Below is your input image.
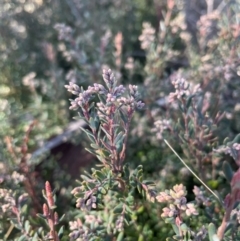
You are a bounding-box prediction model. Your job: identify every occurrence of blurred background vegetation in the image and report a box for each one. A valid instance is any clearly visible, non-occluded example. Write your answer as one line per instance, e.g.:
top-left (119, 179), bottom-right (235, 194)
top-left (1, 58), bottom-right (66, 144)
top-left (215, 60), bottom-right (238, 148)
top-left (1, 0), bottom-right (240, 240)
top-left (0, 0), bottom-right (155, 157)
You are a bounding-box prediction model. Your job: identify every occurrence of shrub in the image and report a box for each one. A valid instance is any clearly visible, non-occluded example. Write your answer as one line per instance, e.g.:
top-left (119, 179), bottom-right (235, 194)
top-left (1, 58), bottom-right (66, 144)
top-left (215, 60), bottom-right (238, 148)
top-left (2, 0), bottom-right (240, 241)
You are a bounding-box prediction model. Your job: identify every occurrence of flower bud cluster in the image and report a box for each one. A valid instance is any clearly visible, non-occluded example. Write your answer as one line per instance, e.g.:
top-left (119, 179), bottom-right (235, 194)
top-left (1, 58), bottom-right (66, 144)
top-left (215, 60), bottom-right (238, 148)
top-left (215, 143), bottom-right (240, 163)
top-left (194, 226), bottom-right (207, 241)
top-left (185, 203), bottom-right (199, 216)
top-left (223, 143), bottom-right (240, 155)
top-left (161, 204), bottom-right (178, 218)
top-left (197, 11), bottom-right (219, 39)
top-left (102, 69), bottom-right (115, 89)
top-left (96, 102), bottom-right (110, 118)
top-left (65, 69), bottom-right (144, 113)
top-left (69, 219), bottom-right (83, 230)
top-left (69, 229), bottom-right (87, 240)
top-left (65, 80), bottom-right (107, 100)
top-left (193, 186), bottom-right (209, 206)
top-left (69, 219), bottom-right (88, 241)
top-left (168, 78), bottom-right (201, 102)
top-left (76, 195), bottom-right (97, 211)
top-left (69, 217), bottom-right (101, 241)
top-left (128, 84), bottom-right (138, 97)
top-left (152, 119), bottom-right (171, 140)
top-left (231, 209), bottom-right (240, 224)
top-left (92, 83), bottom-right (107, 95)
top-left (156, 191), bottom-right (173, 203)
top-left (0, 189), bottom-right (15, 213)
top-left (54, 24), bottom-right (73, 42)
top-left (170, 13), bottom-right (187, 34)
top-left (66, 86), bottom-right (95, 110)
top-left (113, 85), bottom-right (126, 97)
top-left (139, 22), bottom-right (156, 50)
top-left (11, 171), bottom-right (25, 185)
top-left (233, 143), bottom-right (240, 150)
top-left (117, 96), bottom-right (144, 109)
top-left (146, 189), bottom-right (157, 203)
top-left (65, 82), bottom-right (80, 95)
top-left (156, 184), bottom-right (198, 218)
top-left (85, 215), bottom-right (102, 225)
top-left (106, 93), bottom-right (117, 103)
top-left (71, 186), bottom-right (83, 196)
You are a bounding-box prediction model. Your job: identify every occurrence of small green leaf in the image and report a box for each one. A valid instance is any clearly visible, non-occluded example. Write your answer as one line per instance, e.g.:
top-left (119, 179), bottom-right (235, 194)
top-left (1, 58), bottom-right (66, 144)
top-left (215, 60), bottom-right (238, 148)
top-left (17, 235), bottom-right (27, 241)
top-left (138, 234), bottom-right (144, 241)
top-left (90, 117), bottom-right (97, 132)
top-left (101, 126), bottom-right (112, 139)
top-left (186, 95), bottom-right (194, 109)
top-left (116, 231), bottom-right (124, 241)
top-left (126, 195), bottom-right (134, 206)
top-left (101, 140), bottom-right (111, 150)
top-left (136, 206), bottom-right (144, 213)
top-left (113, 203), bottom-right (123, 214)
top-left (93, 170), bottom-right (105, 180)
top-left (164, 217), bottom-right (175, 224)
top-left (224, 222), bottom-right (233, 235)
top-left (77, 110), bottom-right (84, 118)
top-left (124, 216), bottom-right (130, 225)
top-left (119, 109), bottom-right (128, 125)
top-left (32, 235), bottom-right (39, 241)
top-left (137, 184), bottom-right (142, 194)
top-left (85, 148), bottom-right (97, 156)
top-left (89, 103), bottom-right (96, 114)
top-left (232, 133), bottom-right (240, 144)
top-left (142, 180), bottom-right (155, 185)
top-left (222, 161), bottom-right (233, 183)
top-left (10, 218), bottom-right (21, 230)
top-left (24, 220), bottom-right (31, 234)
top-left (36, 213), bottom-right (46, 220)
top-left (125, 205), bottom-right (133, 214)
top-left (59, 214), bottom-right (65, 222)
top-left (223, 137), bottom-right (229, 145)
top-left (173, 235), bottom-right (183, 240)
top-left (80, 127), bottom-right (95, 142)
top-left (98, 94), bottom-right (106, 104)
top-left (114, 132), bottom-right (124, 144)
top-left (98, 186), bottom-right (107, 195)
top-left (90, 143), bottom-right (99, 149)
top-left (116, 139), bottom-right (124, 153)
top-left (123, 164), bottom-right (130, 178)
top-left (208, 223), bottom-right (218, 241)
top-left (94, 116), bottom-right (100, 129)
top-left (171, 223), bottom-right (180, 235)
top-left (81, 174), bottom-right (93, 182)
top-left (180, 223), bottom-right (188, 232)
top-left (212, 234), bottom-right (220, 241)
top-left (20, 204), bottom-right (28, 213)
top-left (49, 205), bottom-right (57, 210)
top-left (42, 190), bottom-right (47, 200)
top-left (58, 226), bottom-right (64, 238)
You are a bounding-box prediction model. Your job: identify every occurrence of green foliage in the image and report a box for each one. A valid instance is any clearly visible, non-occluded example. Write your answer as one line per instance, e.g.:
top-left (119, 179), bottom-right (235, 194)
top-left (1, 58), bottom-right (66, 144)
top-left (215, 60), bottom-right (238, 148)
top-left (2, 0), bottom-right (240, 240)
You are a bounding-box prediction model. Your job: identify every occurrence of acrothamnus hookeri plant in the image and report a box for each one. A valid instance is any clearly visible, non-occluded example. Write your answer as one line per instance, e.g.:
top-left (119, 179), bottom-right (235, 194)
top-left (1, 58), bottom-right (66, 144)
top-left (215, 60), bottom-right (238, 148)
top-left (65, 69), bottom-right (156, 239)
top-left (65, 68), bottom-right (144, 173)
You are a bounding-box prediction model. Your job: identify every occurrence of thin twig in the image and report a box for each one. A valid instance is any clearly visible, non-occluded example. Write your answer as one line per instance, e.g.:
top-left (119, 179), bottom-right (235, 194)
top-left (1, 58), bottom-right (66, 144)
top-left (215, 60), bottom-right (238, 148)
top-left (164, 139), bottom-right (223, 206)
